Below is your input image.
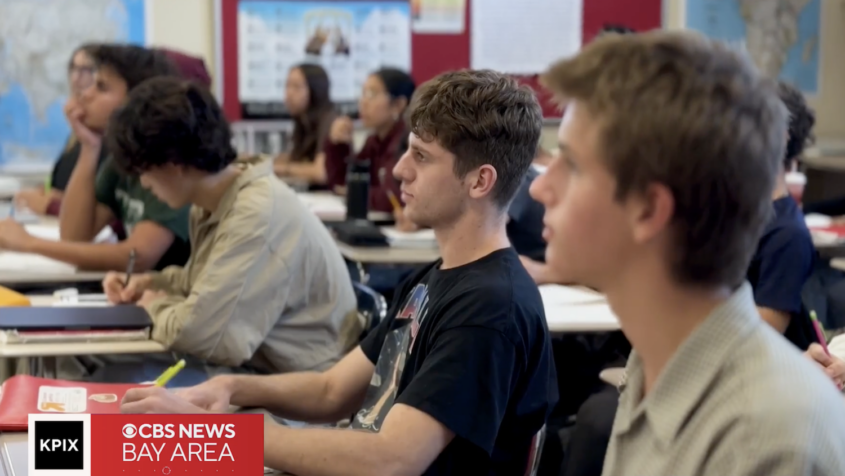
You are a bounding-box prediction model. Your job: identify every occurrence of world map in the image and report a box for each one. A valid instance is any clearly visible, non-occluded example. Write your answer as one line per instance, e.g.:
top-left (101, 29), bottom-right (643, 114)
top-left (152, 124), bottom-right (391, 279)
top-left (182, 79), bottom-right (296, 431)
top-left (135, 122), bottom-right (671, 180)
top-left (0, 0), bottom-right (146, 173)
top-left (685, 0), bottom-right (821, 94)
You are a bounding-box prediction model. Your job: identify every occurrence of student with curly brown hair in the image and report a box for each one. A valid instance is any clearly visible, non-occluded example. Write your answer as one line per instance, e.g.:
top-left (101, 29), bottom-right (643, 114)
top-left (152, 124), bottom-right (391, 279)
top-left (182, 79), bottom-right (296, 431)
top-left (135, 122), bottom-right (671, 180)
top-left (97, 76), bottom-right (358, 384)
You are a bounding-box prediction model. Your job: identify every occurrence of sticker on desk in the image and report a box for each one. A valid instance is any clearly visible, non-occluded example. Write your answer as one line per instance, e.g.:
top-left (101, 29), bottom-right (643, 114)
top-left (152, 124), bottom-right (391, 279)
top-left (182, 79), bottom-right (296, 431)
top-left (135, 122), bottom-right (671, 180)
top-left (89, 393), bottom-right (117, 403)
top-left (37, 386), bottom-right (87, 413)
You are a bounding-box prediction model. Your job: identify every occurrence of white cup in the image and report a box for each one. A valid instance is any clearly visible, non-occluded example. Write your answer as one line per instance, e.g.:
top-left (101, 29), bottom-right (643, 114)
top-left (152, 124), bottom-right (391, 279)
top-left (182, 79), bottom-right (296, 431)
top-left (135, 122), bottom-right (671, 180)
top-left (785, 171), bottom-right (807, 202)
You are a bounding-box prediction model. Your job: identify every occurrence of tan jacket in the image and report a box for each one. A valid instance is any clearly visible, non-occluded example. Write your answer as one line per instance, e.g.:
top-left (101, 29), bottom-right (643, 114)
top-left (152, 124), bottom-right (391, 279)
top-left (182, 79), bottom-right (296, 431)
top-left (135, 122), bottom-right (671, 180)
top-left (147, 156), bottom-right (357, 372)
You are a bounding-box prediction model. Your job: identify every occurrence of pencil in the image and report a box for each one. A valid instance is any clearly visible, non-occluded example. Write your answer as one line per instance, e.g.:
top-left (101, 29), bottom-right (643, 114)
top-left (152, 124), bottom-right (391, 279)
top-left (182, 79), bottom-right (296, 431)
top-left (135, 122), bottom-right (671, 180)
top-left (378, 168), bottom-right (403, 213)
top-left (154, 359), bottom-right (186, 387)
top-left (810, 310), bottom-right (830, 356)
top-left (123, 249), bottom-right (136, 288)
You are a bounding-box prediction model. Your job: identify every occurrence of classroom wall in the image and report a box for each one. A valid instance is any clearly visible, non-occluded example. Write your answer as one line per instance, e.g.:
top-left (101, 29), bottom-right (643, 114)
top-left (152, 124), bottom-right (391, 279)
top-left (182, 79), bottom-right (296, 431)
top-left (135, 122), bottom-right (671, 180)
top-left (147, 0), bottom-right (845, 145)
top-left (147, 0), bottom-right (216, 86)
top-left (665, 0), bottom-right (845, 142)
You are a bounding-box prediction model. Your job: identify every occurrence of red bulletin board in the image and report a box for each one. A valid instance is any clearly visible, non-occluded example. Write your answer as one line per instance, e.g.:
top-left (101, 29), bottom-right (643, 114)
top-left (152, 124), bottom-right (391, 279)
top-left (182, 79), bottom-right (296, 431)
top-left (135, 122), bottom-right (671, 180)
top-left (219, 0), bottom-right (663, 120)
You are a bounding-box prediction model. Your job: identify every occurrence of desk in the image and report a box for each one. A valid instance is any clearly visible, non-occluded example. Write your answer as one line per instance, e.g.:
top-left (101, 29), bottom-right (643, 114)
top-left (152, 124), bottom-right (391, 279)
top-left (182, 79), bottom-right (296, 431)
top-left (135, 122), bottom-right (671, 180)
top-left (0, 212), bottom-right (108, 289)
top-left (296, 192), bottom-right (391, 223)
top-left (334, 240), bottom-right (440, 265)
top-left (540, 285), bottom-right (620, 333)
top-left (0, 432), bottom-right (25, 476)
top-left (2, 295), bottom-right (166, 379)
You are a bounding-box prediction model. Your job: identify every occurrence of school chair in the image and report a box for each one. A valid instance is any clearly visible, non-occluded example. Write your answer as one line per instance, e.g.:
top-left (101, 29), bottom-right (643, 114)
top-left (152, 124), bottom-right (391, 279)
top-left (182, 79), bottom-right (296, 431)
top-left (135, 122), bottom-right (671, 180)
top-left (352, 281), bottom-right (387, 341)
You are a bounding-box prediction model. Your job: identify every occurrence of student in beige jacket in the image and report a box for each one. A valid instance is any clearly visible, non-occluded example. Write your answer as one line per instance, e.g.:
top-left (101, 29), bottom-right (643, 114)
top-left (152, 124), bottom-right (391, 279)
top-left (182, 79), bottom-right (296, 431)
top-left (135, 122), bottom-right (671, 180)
top-left (97, 77), bottom-right (358, 385)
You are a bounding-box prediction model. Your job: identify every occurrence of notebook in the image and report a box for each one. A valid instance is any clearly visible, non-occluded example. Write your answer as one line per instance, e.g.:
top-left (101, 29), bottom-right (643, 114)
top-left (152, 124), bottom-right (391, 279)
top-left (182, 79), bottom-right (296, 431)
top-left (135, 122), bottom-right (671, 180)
top-left (0, 306), bottom-right (152, 331)
top-left (0, 375), bottom-right (143, 430)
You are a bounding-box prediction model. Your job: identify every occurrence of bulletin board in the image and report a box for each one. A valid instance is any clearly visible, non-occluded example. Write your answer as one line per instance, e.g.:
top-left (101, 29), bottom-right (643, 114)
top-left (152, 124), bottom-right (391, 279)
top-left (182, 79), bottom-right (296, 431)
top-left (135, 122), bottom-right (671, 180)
top-left (218, 0), bottom-right (663, 120)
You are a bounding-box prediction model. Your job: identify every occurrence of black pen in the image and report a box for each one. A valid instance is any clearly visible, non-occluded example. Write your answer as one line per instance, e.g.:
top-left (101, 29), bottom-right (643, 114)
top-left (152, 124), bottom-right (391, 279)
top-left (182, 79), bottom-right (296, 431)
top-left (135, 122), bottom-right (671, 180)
top-left (123, 249), bottom-right (136, 288)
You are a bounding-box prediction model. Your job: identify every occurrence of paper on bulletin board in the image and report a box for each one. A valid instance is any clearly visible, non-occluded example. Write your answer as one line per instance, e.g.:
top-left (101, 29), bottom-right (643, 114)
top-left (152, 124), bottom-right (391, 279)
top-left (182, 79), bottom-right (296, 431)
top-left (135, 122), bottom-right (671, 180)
top-left (411, 0), bottom-right (466, 34)
top-left (237, 1), bottom-right (411, 104)
top-left (470, 0), bottom-right (582, 74)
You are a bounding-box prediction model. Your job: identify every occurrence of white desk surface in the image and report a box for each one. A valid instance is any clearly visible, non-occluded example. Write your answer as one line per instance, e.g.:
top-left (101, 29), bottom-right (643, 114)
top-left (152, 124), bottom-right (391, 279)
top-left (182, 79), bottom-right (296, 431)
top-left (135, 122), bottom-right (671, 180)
top-left (0, 215), bottom-right (108, 285)
top-left (334, 240), bottom-right (440, 264)
top-left (540, 285), bottom-right (620, 333)
top-left (0, 432), bottom-right (25, 476)
top-left (296, 192), bottom-right (391, 223)
top-left (0, 340), bottom-right (166, 358)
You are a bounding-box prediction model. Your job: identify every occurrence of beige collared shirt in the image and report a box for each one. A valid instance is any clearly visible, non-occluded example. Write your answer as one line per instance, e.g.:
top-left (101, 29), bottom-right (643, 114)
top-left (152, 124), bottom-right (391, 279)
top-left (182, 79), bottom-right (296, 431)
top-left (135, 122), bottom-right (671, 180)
top-left (603, 283), bottom-right (845, 476)
top-left (147, 156), bottom-right (357, 373)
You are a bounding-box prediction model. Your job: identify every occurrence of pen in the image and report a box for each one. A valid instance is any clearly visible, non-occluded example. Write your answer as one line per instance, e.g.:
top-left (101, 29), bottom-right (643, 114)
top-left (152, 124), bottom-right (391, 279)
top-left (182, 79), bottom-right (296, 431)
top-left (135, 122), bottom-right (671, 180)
top-left (810, 310), bottom-right (830, 356)
top-left (378, 168), bottom-right (403, 213)
top-left (153, 359), bottom-right (186, 387)
top-left (124, 249), bottom-right (136, 288)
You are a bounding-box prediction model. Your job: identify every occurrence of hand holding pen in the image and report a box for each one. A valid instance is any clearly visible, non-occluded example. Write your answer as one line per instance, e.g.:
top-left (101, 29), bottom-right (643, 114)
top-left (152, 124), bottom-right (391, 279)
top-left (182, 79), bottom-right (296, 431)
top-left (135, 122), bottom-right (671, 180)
top-left (102, 249), bottom-right (151, 304)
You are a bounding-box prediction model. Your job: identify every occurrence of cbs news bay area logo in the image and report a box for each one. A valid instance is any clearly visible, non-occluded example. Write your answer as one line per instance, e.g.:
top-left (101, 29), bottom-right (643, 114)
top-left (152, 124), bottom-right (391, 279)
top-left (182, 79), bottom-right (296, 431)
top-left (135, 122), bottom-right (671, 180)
top-left (29, 413), bottom-right (264, 476)
top-left (121, 422), bottom-right (237, 460)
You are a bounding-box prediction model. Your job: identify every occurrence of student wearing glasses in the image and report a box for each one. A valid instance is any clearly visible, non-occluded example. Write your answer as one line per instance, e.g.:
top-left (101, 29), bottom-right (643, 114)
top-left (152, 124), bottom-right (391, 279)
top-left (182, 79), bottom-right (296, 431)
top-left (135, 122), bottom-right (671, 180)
top-left (14, 43), bottom-right (105, 216)
top-left (324, 68), bottom-right (415, 226)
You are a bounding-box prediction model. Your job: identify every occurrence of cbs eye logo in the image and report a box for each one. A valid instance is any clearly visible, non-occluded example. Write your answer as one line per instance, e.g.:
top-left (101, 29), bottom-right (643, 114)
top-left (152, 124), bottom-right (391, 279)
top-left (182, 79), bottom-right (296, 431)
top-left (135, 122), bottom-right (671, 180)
top-left (122, 424), bottom-right (138, 438)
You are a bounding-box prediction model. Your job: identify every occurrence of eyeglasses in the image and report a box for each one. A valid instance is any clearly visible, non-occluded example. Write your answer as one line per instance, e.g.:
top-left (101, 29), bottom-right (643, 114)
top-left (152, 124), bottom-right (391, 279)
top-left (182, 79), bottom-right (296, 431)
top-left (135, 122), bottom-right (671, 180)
top-left (69, 65), bottom-right (95, 76)
top-left (361, 89), bottom-right (387, 101)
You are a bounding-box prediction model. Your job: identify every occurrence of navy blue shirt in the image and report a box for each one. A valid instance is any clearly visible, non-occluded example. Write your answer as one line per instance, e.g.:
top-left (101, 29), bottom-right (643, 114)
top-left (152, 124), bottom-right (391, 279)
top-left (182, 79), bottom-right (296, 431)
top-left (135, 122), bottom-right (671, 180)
top-left (507, 167), bottom-right (546, 262)
top-left (746, 196), bottom-right (816, 348)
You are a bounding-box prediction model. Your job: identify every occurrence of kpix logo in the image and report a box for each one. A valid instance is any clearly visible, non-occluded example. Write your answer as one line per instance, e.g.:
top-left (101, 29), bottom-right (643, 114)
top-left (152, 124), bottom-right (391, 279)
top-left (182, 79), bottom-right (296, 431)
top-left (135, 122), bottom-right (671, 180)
top-left (29, 414), bottom-right (92, 476)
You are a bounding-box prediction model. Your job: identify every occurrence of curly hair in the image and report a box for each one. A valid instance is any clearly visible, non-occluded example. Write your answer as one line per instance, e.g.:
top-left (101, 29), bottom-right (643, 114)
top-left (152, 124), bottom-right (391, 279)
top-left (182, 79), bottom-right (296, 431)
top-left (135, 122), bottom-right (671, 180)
top-left (91, 44), bottom-right (177, 90)
top-left (777, 81), bottom-right (815, 165)
top-left (107, 76), bottom-right (236, 174)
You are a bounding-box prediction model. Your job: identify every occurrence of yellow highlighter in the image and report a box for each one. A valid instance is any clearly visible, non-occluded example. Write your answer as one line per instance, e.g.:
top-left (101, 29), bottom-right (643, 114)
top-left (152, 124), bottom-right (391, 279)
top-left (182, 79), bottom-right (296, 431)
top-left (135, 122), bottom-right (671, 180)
top-left (154, 359), bottom-right (186, 387)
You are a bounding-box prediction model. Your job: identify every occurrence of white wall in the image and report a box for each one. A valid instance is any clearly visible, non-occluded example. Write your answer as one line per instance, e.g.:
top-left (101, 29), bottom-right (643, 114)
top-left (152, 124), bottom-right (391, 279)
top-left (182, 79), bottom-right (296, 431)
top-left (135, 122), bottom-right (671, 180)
top-left (147, 0), bottom-right (216, 85)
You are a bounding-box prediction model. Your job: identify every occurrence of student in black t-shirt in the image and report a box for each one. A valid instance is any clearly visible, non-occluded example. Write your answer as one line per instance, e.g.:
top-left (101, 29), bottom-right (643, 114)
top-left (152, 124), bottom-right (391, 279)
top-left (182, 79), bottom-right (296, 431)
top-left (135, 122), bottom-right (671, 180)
top-left (121, 69), bottom-right (559, 476)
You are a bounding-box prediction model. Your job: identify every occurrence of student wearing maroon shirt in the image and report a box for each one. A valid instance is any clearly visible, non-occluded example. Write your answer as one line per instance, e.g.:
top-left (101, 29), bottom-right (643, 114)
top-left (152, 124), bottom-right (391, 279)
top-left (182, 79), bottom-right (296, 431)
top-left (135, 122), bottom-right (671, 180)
top-left (324, 68), bottom-right (415, 218)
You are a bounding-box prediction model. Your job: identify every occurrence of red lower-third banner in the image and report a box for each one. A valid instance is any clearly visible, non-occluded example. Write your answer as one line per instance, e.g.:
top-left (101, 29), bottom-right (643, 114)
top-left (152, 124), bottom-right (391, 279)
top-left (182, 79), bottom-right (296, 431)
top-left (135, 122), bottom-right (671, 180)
top-left (90, 414), bottom-right (264, 475)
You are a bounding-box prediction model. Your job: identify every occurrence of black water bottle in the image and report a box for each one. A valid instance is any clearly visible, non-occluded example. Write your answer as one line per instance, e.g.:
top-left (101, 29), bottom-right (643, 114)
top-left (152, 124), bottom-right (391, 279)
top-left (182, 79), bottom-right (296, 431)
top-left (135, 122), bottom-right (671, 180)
top-left (346, 159), bottom-right (370, 221)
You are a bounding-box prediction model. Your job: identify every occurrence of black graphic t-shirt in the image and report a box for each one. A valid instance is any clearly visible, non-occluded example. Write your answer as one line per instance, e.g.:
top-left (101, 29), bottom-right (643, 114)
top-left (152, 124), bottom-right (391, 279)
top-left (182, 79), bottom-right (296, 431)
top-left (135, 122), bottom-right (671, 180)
top-left (355, 248), bottom-right (559, 475)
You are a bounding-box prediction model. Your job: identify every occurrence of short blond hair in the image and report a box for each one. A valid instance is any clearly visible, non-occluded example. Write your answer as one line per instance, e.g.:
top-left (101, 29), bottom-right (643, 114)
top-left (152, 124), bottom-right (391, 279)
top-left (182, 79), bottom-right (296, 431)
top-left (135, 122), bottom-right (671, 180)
top-left (542, 30), bottom-right (787, 288)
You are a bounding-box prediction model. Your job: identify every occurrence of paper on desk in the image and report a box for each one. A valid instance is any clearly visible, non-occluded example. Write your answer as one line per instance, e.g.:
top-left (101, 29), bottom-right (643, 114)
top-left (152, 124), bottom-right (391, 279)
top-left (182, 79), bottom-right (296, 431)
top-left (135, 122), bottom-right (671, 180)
top-left (538, 284), bottom-right (605, 306)
top-left (0, 252), bottom-right (77, 274)
top-left (25, 224), bottom-right (115, 243)
top-left (297, 193), bottom-right (346, 219)
top-left (381, 227), bottom-right (437, 248)
top-left (805, 213), bottom-right (833, 229)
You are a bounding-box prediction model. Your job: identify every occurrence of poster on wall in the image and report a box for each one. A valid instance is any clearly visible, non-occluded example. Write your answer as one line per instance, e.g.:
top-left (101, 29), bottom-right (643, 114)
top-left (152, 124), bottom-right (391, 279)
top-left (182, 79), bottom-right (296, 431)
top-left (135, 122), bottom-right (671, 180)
top-left (238, 0), bottom-right (411, 118)
top-left (0, 0), bottom-right (148, 173)
top-left (470, 0), bottom-right (582, 75)
top-left (411, 0), bottom-right (465, 34)
top-left (684, 0), bottom-right (821, 94)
